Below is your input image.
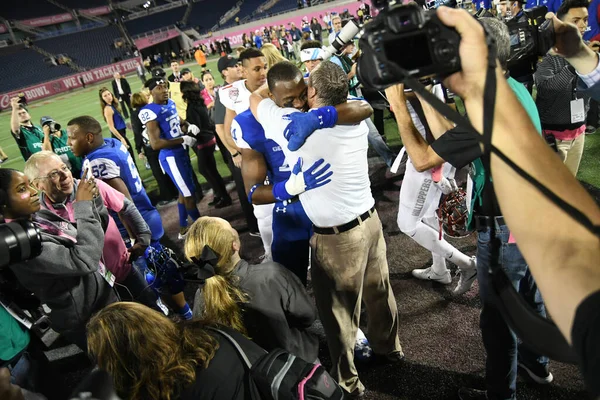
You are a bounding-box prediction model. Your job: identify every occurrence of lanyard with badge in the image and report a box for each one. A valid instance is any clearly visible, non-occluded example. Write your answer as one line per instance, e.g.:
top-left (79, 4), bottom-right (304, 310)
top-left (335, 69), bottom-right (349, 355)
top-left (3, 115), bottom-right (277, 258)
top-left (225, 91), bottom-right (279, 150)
top-left (570, 75), bottom-right (585, 124)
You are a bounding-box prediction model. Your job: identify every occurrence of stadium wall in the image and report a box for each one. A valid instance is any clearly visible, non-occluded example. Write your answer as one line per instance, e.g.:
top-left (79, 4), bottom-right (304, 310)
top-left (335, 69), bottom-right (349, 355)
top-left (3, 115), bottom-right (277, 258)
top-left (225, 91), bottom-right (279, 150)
top-left (0, 57), bottom-right (142, 110)
top-left (194, 0), bottom-right (368, 48)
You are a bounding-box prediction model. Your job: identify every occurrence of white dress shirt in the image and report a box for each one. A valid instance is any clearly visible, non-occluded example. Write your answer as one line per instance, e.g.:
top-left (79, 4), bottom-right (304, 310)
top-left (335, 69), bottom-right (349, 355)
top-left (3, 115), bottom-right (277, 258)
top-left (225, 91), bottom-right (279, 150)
top-left (115, 79), bottom-right (124, 95)
top-left (257, 98), bottom-right (374, 227)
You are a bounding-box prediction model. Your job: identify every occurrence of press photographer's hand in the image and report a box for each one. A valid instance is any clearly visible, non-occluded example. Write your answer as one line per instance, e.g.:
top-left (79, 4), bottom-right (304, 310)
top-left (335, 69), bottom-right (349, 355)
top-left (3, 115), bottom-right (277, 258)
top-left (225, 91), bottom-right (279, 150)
top-left (436, 7), bottom-right (491, 101)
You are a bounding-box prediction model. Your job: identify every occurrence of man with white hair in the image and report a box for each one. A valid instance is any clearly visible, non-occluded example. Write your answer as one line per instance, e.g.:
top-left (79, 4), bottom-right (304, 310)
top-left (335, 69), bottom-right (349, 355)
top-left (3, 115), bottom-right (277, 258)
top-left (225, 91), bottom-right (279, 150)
top-left (327, 15), bottom-right (343, 45)
top-left (24, 151), bottom-right (159, 311)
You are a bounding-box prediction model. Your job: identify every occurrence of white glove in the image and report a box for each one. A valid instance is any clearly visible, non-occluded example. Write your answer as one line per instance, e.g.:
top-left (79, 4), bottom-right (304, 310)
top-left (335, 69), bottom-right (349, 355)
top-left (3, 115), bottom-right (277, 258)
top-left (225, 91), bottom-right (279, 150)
top-left (187, 124), bottom-right (200, 136)
top-left (181, 135), bottom-right (197, 147)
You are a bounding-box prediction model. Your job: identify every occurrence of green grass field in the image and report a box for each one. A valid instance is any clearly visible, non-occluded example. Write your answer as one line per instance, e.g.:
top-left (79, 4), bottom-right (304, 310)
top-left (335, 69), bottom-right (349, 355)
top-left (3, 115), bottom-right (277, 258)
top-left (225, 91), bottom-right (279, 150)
top-left (2, 56), bottom-right (600, 193)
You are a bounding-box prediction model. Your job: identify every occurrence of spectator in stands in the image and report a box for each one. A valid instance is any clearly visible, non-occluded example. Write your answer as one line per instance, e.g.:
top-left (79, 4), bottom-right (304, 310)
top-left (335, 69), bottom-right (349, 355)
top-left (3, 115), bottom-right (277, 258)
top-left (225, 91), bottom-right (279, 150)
top-left (310, 17), bottom-right (323, 42)
top-left (181, 81), bottom-right (232, 209)
top-left (26, 151), bottom-right (159, 310)
top-left (111, 72), bottom-right (133, 119)
top-left (328, 15), bottom-right (343, 45)
top-left (40, 116), bottom-right (82, 178)
top-left (168, 60), bottom-right (183, 83)
top-left (289, 22), bottom-right (303, 59)
top-left (254, 30), bottom-right (263, 49)
top-left (185, 217), bottom-right (319, 362)
top-left (0, 167), bottom-right (117, 350)
top-left (9, 98), bottom-right (43, 161)
top-left (87, 302), bottom-right (265, 400)
top-left (194, 47), bottom-right (207, 73)
top-left (535, 0), bottom-right (591, 176)
top-left (261, 43), bottom-right (287, 68)
top-left (99, 87), bottom-right (137, 162)
top-left (131, 92), bottom-right (178, 206)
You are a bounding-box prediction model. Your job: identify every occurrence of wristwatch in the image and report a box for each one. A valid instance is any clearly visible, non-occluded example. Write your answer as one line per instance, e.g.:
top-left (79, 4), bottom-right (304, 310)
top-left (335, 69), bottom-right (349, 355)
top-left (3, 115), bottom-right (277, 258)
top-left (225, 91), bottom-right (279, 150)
top-left (232, 151), bottom-right (241, 158)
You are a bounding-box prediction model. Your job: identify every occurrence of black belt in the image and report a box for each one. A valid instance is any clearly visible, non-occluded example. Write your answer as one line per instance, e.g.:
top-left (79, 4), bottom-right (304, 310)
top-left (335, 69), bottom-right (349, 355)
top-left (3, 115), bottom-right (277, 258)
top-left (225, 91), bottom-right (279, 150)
top-left (474, 215), bottom-right (506, 231)
top-left (314, 206), bottom-right (376, 235)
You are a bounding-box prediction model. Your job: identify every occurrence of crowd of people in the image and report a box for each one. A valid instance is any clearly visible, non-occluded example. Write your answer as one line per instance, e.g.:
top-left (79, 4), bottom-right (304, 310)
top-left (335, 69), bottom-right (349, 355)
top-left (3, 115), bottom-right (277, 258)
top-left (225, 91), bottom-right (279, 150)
top-left (2, 1), bottom-right (600, 400)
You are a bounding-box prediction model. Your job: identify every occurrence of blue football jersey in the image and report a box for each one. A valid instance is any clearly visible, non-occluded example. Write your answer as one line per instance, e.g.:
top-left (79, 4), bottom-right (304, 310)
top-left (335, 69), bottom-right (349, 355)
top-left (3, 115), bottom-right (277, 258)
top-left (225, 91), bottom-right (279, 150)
top-left (138, 99), bottom-right (186, 157)
top-left (232, 110), bottom-right (290, 184)
top-left (84, 138), bottom-right (155, 214)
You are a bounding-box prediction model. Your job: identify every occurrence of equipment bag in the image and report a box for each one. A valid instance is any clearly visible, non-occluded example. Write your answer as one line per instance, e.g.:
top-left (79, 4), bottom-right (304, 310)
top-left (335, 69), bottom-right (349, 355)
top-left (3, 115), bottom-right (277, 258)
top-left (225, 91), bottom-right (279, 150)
top-left (209, 328), bottom-right (345, 400)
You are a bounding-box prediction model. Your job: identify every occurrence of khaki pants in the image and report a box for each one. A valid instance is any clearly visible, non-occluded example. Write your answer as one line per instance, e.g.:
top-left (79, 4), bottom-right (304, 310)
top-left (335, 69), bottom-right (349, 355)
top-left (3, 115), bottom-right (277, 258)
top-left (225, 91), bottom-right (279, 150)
top-left (310, 210), bottom-right (401, 395)
top-left (556, 133), bottom-right (585, 176)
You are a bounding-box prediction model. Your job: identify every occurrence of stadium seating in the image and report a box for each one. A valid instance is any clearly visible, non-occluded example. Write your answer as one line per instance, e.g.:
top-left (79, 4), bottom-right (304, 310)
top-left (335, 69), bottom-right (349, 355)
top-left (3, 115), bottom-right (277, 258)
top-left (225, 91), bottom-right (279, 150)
top-left (125, 6), bottom-right (187, 35)
top-left (186, 0), bottom-right (239, 33)
top-left (0, 48), bottom-right (74, 93)
top-left (60, 0), bottom-right (109, 8)
top-left (36, 26), bottom-right (127, 69)
top-left (0, 0), bottom-right (65, 20)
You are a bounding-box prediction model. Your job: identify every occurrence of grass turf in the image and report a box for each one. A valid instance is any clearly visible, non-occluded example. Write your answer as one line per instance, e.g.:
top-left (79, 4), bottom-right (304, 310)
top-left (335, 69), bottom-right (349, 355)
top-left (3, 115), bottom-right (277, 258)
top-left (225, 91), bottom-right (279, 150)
top-left (2, 56), bottom-right (600, 190)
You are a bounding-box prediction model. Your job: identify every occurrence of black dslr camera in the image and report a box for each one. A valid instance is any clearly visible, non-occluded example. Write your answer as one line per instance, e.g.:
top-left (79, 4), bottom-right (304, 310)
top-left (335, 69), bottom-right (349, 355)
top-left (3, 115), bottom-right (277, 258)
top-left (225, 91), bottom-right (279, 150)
top-left (506, 6), bottom-right (555, 75)
top-left (357, 3), bottom-right (461, 89)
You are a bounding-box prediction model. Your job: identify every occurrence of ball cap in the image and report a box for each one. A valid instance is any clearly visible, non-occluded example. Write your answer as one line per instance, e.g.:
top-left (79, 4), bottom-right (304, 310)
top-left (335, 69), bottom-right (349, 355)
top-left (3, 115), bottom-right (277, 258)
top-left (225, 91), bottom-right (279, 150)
top-left (217, 55), bottom-right (238, 73)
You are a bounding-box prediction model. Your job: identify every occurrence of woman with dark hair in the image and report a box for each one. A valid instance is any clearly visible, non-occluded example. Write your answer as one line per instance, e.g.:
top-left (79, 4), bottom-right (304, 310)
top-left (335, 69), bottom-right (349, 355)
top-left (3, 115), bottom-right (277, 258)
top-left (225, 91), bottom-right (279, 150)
top-left (310, 17), bottom-right (322, 42)
top-left (0, 168), bottom-right (117, 350)
top-left (184, 217), bottom-right (319, 362)
top-left (99, 87), bottom-right (136, 162)
top-left (180, 81), bottom-right (232, 209)
top-left (87, 302), bottom-right (265, 400)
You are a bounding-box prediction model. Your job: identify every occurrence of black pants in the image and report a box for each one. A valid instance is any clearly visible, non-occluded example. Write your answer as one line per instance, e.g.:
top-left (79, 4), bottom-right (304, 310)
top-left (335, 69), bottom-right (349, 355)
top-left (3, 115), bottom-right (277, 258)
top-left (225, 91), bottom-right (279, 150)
top-left (195, 143), bottom-right (230, 200)
top-left (144, 145), bottom-right (178, 201)
top-left (113, 129), bottom-right (137, 163)
top-left (119, 95), bottom-right (133, 119)
top-left (220, 144), bottom-right (258, 232)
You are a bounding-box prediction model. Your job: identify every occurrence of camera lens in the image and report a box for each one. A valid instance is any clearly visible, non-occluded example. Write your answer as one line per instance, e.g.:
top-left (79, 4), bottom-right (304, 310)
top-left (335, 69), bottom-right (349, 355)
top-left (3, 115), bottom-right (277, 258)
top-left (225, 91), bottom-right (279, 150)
top-left (434, 41), bottom-right (455, 61)
top-left (0, 221), bottom-right (43, 269)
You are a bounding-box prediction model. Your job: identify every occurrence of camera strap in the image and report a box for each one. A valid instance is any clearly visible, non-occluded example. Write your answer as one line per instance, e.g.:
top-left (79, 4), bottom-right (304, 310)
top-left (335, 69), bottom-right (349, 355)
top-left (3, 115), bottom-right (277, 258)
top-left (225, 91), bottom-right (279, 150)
top-left (394, 38), bottom-right (600, 239)
top-left (391, 29), bottom-right (581, 363)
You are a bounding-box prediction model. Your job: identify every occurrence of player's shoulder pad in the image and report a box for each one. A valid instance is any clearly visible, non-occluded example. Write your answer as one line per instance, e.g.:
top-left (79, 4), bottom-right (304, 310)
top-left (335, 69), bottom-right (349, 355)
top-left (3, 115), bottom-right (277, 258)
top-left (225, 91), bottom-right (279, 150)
top-left (139, 104), bottom-right (160, 124)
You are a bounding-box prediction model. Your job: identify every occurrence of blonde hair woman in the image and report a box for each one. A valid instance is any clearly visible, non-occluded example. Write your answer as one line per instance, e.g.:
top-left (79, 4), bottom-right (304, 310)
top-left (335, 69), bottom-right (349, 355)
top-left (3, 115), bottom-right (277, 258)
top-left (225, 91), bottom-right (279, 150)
top-left (87, 302), bottom-right (264, 400)
top-left (260, 43), bottom-right (288, 69)
top-left (185, 216), bottom-right (319, 362)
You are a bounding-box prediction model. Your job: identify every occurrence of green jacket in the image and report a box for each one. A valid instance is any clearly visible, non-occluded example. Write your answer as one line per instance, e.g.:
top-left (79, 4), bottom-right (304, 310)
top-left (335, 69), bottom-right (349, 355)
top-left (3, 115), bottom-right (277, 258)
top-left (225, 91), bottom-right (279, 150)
top-left (0, 306), bottom-right (30, 362)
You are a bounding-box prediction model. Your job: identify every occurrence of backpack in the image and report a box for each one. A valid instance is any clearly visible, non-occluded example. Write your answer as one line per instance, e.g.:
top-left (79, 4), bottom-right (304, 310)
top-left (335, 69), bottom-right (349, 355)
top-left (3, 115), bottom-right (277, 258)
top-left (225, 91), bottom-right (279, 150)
top-left (210, 328), bottom-right (346, 400)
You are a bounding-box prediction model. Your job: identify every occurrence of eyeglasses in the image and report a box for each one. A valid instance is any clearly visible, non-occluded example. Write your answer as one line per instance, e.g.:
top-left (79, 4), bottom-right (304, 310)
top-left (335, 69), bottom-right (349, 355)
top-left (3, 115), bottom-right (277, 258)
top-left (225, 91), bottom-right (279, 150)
top-left (37, 164), bottom-right (71, 181)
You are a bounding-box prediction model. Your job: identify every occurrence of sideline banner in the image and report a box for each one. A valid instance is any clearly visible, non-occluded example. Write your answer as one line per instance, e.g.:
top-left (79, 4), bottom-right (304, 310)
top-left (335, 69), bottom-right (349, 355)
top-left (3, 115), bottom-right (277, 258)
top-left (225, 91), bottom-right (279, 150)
top-left (0, 58), bottom-right (142, 110)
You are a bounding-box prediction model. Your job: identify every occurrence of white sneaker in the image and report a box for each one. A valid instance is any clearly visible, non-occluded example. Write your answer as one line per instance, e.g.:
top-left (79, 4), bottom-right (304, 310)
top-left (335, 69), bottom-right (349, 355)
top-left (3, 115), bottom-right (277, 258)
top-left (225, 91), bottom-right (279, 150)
top-left (454, 257), bottom-right (477, 295)
top-left (412, 266), bottom-right (452, 284)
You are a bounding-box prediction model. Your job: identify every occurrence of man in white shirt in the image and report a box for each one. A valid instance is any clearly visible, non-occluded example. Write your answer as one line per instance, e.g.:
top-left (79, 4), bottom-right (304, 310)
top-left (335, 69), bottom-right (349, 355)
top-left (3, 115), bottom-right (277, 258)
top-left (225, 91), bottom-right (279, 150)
top-left (327, 15), bottom-right (343, 45)
top-left (249, 61), bottom-right (402, 398)
top-left (220, 48), bottom-right (274, 260)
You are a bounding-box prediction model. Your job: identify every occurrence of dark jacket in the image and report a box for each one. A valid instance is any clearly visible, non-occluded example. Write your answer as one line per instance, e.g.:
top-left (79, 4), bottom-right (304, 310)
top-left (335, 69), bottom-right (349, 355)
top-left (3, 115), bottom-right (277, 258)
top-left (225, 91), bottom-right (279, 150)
top-left (111, 78), bottom-right (131, 100)
top-left (131, 107), bottom-right (145, 154)
top-left (185, 101), bottom-right (216, 146)
top-left (236, 260), bottom-right (319, 362)
top-left (9, 200), bottom-right (117, 333)
top-left (534, 54), bottom-right (591, 130)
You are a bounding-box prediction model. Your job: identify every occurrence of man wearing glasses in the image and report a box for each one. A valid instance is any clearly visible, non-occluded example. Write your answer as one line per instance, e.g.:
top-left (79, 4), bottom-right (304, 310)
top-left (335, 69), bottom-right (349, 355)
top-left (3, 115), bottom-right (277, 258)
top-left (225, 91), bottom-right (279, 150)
top-left (24, 151), bottom-right (159, 311)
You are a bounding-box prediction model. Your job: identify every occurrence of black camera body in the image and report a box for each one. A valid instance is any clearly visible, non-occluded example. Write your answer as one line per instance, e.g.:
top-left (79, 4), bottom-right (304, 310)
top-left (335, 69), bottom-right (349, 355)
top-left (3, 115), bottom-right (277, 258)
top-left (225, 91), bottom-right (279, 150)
top-left (42, 121), bottom-right (62, 133)
top-left (358, 4), bottom-right (461, 89)
top-left (506, 6), bottom-right (555, 75)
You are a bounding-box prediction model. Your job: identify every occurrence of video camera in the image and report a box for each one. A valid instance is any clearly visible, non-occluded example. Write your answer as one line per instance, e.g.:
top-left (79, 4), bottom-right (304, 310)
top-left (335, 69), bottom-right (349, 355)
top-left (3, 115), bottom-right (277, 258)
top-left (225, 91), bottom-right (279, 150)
top-left (505, 6), bottom-right (555, 74)
top-left (40, 116), bottom-right (62, 134)
top-left (357, 3), bottom-right (461, 90)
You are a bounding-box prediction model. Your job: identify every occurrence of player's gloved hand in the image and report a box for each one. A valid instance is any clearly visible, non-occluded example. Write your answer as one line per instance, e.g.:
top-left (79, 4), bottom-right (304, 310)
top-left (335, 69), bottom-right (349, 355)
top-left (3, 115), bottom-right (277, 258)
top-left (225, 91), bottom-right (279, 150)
top-left (434, 176), bottom-right (458, 195)
top-left (187, 124), bottom-right (200, 136)
top-left (181, 135), bottom-right (197, 147)
top-left (284, 106), bottom-right (338, 151)
top-left (272, 157), bottom-right (333, 201)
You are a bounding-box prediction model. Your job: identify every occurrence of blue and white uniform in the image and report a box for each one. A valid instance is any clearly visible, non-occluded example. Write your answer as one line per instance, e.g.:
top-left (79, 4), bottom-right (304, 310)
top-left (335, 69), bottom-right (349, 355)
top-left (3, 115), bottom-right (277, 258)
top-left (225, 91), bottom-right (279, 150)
top-left (233, 109), bottom-right (313, 283)
top-left (138, 99), bottom-right (196, 197)
top-left (83, 138), bottom-right (164, 243)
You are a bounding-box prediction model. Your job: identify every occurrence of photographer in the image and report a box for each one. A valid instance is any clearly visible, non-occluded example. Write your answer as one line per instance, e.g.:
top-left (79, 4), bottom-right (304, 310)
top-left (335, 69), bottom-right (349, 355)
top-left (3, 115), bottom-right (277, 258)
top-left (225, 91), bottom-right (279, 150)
top-left (9, 99), bottom-right (43, 162)
top-left (381, 6), bottom-right (600, 397)
top-left (0, 167), bottom-right (117, 350)
top-left (385, 17), bottom-right (550, 400)
top-left (534, 0), bottom-right (591, 176)
top-left (39, 116), bottom-right (82, 178)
